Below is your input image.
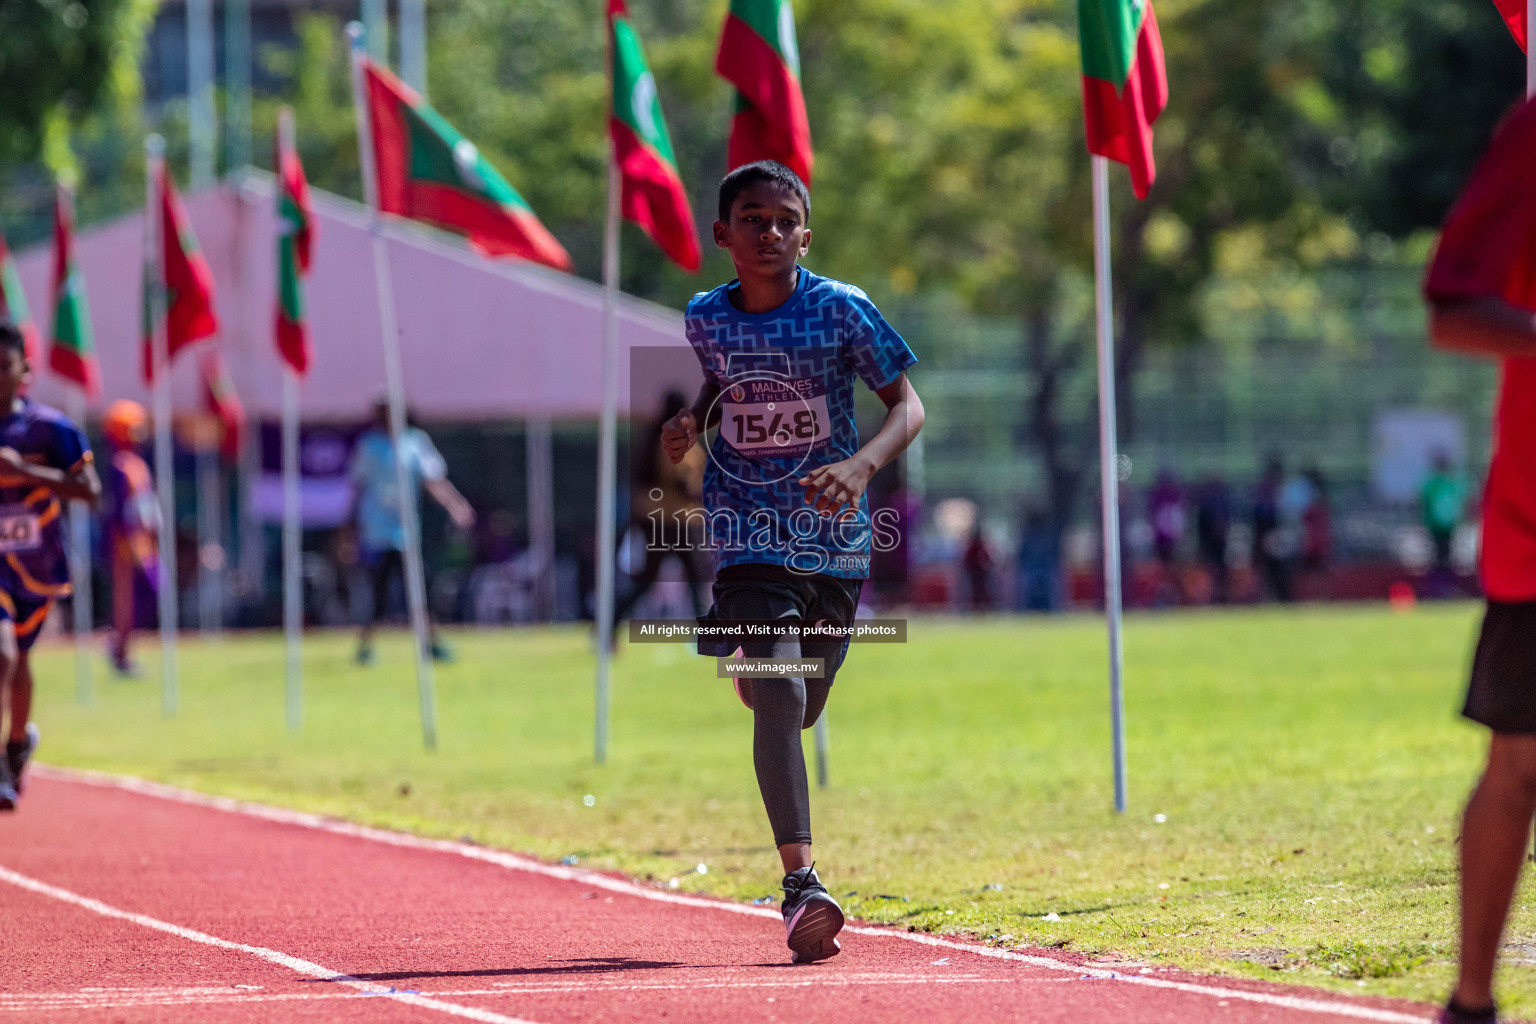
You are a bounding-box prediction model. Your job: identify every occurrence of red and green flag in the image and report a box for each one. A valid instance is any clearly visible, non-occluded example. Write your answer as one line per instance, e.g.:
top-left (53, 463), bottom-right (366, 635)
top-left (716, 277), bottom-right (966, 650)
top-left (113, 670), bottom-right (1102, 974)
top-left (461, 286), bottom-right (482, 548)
top-left (716, 0), bottom-right (813, 186)
top-left (361, 60), bottom-right (572, 270)
top-left (276, 111), bottom-right (315, 377)
top-left (1078, 0), bottom-right (1168, 200)
top-left (200, 346), bottom-right (245, 462)
top-left (609, 0), bottom-right (701, 272)
top-left (0, 230), bottom-right (41, 364)
top-left (1493, 0), bottom-right (1526, 50)
top-left (142, 165), bottom-right (220, 383)
top-left (48, 184), bottom-right (99, 397)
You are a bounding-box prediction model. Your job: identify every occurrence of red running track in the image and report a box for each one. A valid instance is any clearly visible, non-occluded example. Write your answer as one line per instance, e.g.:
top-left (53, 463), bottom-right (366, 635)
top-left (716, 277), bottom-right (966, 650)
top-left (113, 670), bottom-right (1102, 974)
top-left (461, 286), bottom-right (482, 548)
top-left (0, 768), bottom-right (1441, 1024)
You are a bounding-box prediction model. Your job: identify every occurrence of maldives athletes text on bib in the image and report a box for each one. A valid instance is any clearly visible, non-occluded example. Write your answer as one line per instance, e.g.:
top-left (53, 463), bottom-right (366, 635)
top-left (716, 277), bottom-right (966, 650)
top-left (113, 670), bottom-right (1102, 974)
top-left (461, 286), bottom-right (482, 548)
top-left (721, 377), bottom-right (831, 460)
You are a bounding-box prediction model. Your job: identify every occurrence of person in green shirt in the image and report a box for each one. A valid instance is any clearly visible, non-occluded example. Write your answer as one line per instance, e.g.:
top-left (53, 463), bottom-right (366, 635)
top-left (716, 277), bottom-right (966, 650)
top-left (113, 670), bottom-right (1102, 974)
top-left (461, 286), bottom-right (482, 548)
top-left (1422, 451), bottom-right (1466, 577)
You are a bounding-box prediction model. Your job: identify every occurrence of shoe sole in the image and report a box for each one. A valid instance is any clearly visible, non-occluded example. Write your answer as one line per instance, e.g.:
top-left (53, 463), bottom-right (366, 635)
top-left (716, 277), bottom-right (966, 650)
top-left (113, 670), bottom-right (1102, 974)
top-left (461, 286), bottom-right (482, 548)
top-left (786, 898), bottom-right (845, 964)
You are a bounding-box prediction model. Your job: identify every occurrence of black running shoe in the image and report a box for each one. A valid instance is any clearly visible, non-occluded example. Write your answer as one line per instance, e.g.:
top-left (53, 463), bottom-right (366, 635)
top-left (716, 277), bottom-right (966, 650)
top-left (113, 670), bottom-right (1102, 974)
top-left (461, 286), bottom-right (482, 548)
top-left (0, 757), bottom-right (15, 812)
top-left (6, 723), bottom-right (37, 796)
top-left (1440, 999), bottom-right (1497, 1024)
top-left (781, 864), bottom-right (844, 964)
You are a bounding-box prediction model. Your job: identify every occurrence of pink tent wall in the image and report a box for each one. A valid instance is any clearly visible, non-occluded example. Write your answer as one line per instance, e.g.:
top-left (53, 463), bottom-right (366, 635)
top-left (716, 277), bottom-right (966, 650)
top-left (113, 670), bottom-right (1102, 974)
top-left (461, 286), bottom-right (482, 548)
top-left (13, 176), bottom-right (697, 422)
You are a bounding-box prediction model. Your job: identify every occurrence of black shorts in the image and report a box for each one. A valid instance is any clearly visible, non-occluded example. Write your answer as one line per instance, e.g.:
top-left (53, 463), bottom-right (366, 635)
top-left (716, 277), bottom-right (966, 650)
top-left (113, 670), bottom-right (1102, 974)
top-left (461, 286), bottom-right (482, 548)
top-left (0, 592), bottom-right (53, 653)
top-left (1464, 600), bottom-right (1536, 733)
top-left (698, 563), bottom-right (863, 683)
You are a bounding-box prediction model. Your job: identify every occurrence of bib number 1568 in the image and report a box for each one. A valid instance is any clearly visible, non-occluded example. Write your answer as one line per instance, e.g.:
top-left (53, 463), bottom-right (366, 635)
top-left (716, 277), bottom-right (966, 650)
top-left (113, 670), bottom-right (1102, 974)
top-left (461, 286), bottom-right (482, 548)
top-left (730, 408), bottom-right (820, 447)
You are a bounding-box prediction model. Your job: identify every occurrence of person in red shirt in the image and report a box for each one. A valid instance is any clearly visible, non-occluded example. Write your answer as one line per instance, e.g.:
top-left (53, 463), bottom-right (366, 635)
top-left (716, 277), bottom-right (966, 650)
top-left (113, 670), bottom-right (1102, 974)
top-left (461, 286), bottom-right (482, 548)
top-left (1424, 95), bottom-right (1536, 1024)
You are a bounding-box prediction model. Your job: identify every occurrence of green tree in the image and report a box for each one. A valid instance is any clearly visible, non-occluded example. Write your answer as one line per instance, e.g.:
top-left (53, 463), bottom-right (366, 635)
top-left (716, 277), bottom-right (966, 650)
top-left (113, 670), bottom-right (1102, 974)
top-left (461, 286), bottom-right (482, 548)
top-left (5, 0), bottom-right (1516, 530)
top-left (422, 0), bottom-right (1525, 526)
top-left (0, 0), bottom-right (156, 166)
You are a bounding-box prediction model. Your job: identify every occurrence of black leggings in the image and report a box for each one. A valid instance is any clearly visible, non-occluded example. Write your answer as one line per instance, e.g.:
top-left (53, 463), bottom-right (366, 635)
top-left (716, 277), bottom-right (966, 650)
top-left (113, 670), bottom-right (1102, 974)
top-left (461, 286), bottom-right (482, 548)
top-left (368, 550), bottom-right (405, 624)
top-left (713, 565), bottom-right (861, 848)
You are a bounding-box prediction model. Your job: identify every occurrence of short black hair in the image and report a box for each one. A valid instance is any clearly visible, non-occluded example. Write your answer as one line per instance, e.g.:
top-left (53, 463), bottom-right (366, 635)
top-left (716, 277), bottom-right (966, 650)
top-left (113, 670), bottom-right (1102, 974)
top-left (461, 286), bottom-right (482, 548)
top-left (718, 160), bottom-right (810, 224)
top-left (0, 320), bottom-right (26, 359)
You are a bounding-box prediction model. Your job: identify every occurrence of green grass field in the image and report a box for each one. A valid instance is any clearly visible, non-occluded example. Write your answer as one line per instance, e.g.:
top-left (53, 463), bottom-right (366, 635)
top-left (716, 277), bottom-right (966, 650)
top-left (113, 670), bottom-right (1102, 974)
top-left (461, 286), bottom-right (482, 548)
top-left (25, 604), bottom-right (1536, 1013)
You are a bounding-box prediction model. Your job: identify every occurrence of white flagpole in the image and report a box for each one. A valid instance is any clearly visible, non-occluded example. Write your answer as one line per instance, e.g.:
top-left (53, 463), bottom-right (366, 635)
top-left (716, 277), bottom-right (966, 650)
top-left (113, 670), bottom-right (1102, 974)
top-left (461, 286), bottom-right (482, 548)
top-left (196, 442), bottom-right (220, 633)
top-left (282, 371), bottom-right (302, 730)
top-left (146, 135), bottom-right (179, 717)
top-left (1528, 0), bottom-right (1534, 97)
top-left (594, 159), bottom-right (621, 764)
top-left (526, 416), bottom-right (555, 620)
top-left (1091, 155), bottom-right (1128, 814)
top-left (400, 0), bottom-right (427, 96)
top-left (348, 22), bottom-right (437, 750)
top-left (188, 0), bottom-right (220, 638)
top-left (361, 0), bottom-right (389, 62)
top-left (279, 107), bottom-right (303, 733)
top-left (187, 0), bottom-right (217, 191)
top-left (65, 387), bottom-right (92, 706)
top-left (233, 180), bottom-right (265, 616)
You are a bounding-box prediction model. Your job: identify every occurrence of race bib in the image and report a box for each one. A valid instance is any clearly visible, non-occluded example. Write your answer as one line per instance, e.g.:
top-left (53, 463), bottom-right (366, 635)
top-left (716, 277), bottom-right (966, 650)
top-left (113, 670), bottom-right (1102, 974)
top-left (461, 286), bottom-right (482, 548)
top-left (720, 377), bottom-right (830, 459)
top-left (0, 507), bottom-right (41, 553)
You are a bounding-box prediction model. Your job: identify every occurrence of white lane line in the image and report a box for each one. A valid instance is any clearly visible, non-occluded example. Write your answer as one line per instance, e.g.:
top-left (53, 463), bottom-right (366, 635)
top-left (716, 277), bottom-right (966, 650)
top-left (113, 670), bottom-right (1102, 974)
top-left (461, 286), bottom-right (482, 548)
top-left (36, 766), bottom-right (1436, 1024)
top-left (0, 974), bottom-right (1020, 1012)
top-left (846, 927), bottom-right (1433, 1023)
top-left (0, 865), bottom-right (544, 1024)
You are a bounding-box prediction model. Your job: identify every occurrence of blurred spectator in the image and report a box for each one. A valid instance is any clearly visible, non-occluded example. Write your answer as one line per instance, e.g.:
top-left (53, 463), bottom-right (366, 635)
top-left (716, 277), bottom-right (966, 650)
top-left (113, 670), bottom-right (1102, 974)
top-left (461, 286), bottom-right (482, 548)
top-left (1279, 465), bottom-right (1316, 537)
top-left (1252, 456), bottom-right (1293, 602)
top-left (1301, 466), bottom-right (1332, 571)
top-left (101, 401), bottom-right (160, 677)
top-left (962, 523), bottom-right (994, 611)
top-left (870, 478), bottom-right (918, 609)
top-left (1148, 466), bottom-right (1186, 604)
top-left (477, 508), bottom-right (522, 565)
top-left (612, 391), bottom-right (707, 630)
top-left (350, 399), bottom-right (476, 665)
top-left (1016, 501), bottom-right (1062, 612)
top-left (1149, 468), bottom-right (1186, 564)
top-left (1421, 450), bottom-right (1467, 581)
top-left (1194, 475), bottom-right (1232, 604)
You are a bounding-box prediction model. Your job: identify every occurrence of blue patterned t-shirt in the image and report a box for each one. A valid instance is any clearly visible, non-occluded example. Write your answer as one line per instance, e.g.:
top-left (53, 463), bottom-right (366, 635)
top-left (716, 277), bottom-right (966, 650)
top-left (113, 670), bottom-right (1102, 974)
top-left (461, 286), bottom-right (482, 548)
top-left (684, 268), bottom-right (917, 579)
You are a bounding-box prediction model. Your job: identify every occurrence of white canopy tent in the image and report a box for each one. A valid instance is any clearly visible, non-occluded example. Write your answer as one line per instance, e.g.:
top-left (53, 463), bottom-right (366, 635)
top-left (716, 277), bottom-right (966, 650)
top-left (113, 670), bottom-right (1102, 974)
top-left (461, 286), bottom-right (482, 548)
top-left (12, 175), bottom-right (695, 420)
top-left (10, 176), bottom-right (699, 652)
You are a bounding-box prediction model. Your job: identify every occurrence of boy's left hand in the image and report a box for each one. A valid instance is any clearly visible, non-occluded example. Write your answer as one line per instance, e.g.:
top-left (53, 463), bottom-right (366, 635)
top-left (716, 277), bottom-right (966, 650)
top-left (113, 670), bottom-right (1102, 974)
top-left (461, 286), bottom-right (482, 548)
top-left (800, 457), bottom-right (873, 516)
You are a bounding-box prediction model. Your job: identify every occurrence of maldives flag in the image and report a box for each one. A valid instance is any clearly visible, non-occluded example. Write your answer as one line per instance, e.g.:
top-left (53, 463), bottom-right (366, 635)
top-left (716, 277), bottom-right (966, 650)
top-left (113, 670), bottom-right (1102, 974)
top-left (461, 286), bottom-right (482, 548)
top-left (1078, 0), bottom-right (1168, 200)
top-left (0, 230), bottom-right (40, 364)
top-left (276, 110), bottom-right (315, 377)
top-left (1494, 0), bottom-right (1527, 50)
top-left (48, 184), bottom-right (100, 397)
top-left (716, 0), bottom-right (813, 186)
top-left (142, 166), bottom-right (220, 383)
top-left (609, 0), bottom-right (701, 272)
top-left (200, 346), bottom-right (245, 461)
top-left (362, 60), bottom-right (572, 269)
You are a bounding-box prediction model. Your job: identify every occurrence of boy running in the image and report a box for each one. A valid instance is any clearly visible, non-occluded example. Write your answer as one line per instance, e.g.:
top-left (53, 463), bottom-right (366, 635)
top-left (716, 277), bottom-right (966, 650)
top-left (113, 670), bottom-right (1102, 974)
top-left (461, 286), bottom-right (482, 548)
top-left (1424, 95), bottom-right (1536, 1024)
top-left (0, 319), bottom-right (100, 809)
top-left (662, 161), bottom-right (925, 963)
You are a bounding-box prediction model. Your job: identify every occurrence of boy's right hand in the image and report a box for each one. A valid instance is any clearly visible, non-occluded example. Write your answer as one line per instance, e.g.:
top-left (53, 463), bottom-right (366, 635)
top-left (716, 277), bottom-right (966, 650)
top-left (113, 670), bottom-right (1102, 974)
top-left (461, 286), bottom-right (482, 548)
top-left (661, 410), bottom-right (698, 464)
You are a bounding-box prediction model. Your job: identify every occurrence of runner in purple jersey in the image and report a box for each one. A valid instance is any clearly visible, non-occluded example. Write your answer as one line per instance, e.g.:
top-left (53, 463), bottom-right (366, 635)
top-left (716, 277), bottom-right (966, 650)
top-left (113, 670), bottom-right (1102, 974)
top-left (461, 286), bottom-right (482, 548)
top-left (0, 320), bottom-right (100, 810)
